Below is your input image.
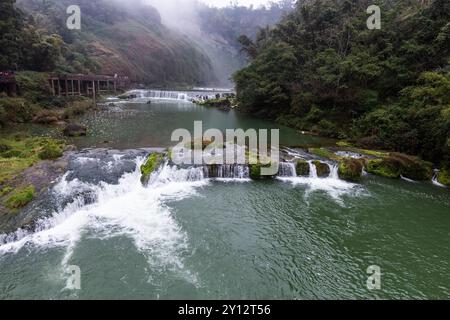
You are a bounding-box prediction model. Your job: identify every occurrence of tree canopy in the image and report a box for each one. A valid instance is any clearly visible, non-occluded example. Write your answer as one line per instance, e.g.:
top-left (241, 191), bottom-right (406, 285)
top-left (234, 0), bottom-right (450, 167)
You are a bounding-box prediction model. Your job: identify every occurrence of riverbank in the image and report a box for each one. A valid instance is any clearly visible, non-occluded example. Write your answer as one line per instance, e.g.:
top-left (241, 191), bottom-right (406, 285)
top-left (0, 135), bottom-right (73, 231)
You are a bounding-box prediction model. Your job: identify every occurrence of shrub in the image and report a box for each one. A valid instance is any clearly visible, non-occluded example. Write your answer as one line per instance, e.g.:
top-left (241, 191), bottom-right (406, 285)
top-left (62, 100), bottom-right (93, 119)
top-left (38, 143), bottom-right (63, 160)
top-left (0, 98), bottom-right (37, 123)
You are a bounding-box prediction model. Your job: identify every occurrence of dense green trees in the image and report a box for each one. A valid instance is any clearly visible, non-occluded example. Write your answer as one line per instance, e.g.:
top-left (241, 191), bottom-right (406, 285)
top-left (234, 0), bottom-right (450, 167)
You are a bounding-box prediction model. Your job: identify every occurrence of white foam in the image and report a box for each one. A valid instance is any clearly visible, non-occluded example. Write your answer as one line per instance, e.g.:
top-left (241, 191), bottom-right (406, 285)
top-left (0, 159), bottom-right (207, 278)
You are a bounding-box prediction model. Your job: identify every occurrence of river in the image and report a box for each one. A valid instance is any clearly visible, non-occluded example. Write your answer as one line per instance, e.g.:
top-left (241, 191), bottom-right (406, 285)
top-left (0, 91), bottom-right (449, 299)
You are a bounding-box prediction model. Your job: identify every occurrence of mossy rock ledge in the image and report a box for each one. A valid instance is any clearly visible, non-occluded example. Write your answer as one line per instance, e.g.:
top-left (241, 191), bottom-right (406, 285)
top-left (296, 160), bottom-right (310, 176)
top-left (366, 153), bottom-right (432, 180)
top-left (313, 161), bottom-right (330, 177)
top-left (338, 158), bottom-right (364, 182)
top-left (249, 163), bottom-right (277, 180)
top-left (140, 152), bottom-right (165, 185)
top-left (437, 169), bottom-right (450, 187)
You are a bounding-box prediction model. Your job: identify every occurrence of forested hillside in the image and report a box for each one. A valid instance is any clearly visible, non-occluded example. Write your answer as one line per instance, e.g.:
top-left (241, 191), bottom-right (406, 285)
top-left (234, 0), bottom-right (450, 167)
top-left (2, 0), bottom-right (217, 86)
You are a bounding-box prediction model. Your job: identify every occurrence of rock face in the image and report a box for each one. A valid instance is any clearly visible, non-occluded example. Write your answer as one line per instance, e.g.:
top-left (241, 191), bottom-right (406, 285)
top-left (338, 158), bottom-right (363, 181)
top-left (296, 160), bottom-right (310, 176)
top-left (313, 161), bottom-right (330, 177)
top-left (366, 153), bottom-right (432, 180)
top-left (63, 123), bottom-right (87, 137)
top-left (140, 152), bottom-right (165, 185)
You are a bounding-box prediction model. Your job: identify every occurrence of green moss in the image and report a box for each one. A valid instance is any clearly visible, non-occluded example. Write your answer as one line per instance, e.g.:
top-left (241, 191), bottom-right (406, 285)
top-left (366, 159), bottom-right (401, 179)
top-left (296, 160), bottom-right (310, 176)
top-left (5, 185), bottom-right (36, 210)
top-left (336, 141), bottom-right (353, 148)
top-left (309, 148), bottom-right (340, 161)
top-left (38, 143), bottom-right (63, 160)
top-left (389, 153), bottom-right (433, 181)
top-left (437, 169), bottom-right (450, 186)
top-left (249, 163), bottom-right (262, 180)
top-left (313, 160), bottom-right (331, 177)
top-left (0, 186), bottom-right (13, 196)
top-left (140, 152), bottom-right (164, 184)
top-left (0, 136), bottom-right (66, 184)
top-left (338, 158), bottom-right (363, 182)
top-left (249, 162), bottom-right (277, 180)
top-left (354, 148), bottom-right (388, 158)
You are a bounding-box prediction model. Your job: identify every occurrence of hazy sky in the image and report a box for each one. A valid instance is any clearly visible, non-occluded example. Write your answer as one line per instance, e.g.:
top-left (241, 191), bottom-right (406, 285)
top-left (201, 0), bottom-right (271, 7)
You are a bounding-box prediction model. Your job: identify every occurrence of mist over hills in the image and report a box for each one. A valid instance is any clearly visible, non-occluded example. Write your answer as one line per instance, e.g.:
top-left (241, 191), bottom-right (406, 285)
top-left (10, 0), bottom-right (293, 87)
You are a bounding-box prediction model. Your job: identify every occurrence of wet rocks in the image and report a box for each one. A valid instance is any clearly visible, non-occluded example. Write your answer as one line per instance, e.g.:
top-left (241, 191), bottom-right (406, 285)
top-left (313, 161), bottom-right (330, 177)
top-left (140, 152), bottom-right (165, 185)
top-left (296, 160), bottom-right (310, 176)
top-left (338, 158), bottom-right (364, 182)
top-left (366, 153), bottom-right (432, 181)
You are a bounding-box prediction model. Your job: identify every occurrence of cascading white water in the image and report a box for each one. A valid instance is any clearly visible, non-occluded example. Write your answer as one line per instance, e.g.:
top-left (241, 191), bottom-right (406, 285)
top-left (277, 160), bottom-right (363, 203)
top-left (0, 157), bottom-right (209, 277)
top-left (123, 90), bottom-right (189, 101)
top-left (328, 164), bottom-right (339, 180)
top-left (155, 164), bottom-right (206, 184)
top-left (278, 162), bottom-right (297, 177)
top-left (215, 165), bottom-right (250, 179)
top-left (432, 171), bottom-right (446, 188)
top-left (308, 161), bottom-right (318, 178)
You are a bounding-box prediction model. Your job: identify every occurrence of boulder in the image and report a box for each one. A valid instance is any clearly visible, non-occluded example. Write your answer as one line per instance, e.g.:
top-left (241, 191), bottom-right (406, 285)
top-left (249, 163), bottom-right (276, 180)
top-left (389, 153), bottom-right (433, 181)
top-left (366, 153), bottom-right (433, 180)
top-left (366, 158), bottom-right (401, 179)
top-left (338, 158), bottom-right (363, 181)
top-left (63, 123), bottom-right (87, 137)
top-left (296, 160), bottom-right (310, 176)
top-left (140, 152), bottom-right (165, 185)
top-left (313, 161), bottom-right (330, 177)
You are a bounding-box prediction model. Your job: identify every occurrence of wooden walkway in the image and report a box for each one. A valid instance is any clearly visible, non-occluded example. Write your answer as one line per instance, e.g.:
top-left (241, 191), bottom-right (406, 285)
top-left (49, 74), bottom-right (130, 99)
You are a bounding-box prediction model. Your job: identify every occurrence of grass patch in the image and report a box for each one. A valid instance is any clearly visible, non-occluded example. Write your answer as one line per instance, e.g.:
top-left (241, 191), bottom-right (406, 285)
top-left (0, 135), bottom-right (66, 184)
top-left (5, 185), bottom-right (35, 209)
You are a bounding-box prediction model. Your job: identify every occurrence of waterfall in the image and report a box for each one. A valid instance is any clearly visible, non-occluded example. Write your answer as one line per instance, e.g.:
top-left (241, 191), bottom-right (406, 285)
top-left (278, 162), bottom-right (297, 177)
top-left (204, 164), bottom-right (250, 179)
top-left (155, 164), bottom-right (206, 183)
top-left (124, 90), bottom-right (189, 101)
top-left (432, 171), bottom-right (446, 188)
top-left (328, 164), bottom-right (339, 180)
top-left (216, 165), bottom-right (250, 179)
top-left (308, 161), bottom-right (318, 178)
top-left (143, 90), bottom-right (188, 101)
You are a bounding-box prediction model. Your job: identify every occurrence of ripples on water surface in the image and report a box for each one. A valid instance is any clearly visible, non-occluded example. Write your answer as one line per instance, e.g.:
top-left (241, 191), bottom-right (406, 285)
top-left (0, 99), bottom-right (449, 299)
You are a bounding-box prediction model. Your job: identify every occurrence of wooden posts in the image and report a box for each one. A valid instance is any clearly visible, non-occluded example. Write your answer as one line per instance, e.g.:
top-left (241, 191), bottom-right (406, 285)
top-left (92, 80), bottom-right (96, 102)
top-left (48, 74), bottom-right (129, 97)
